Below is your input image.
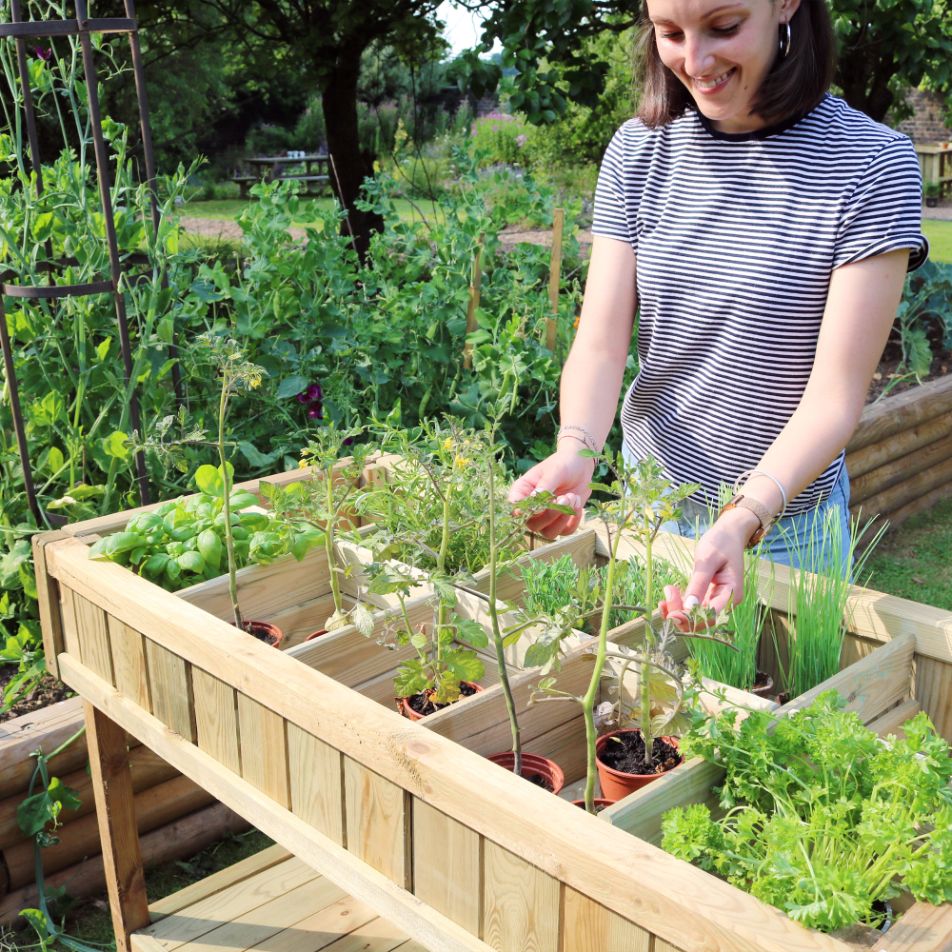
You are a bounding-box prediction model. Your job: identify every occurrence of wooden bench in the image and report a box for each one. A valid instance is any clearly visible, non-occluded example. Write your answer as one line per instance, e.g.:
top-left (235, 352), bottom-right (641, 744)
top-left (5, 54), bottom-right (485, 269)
top-left (231, 174), bottom-right (258, 199)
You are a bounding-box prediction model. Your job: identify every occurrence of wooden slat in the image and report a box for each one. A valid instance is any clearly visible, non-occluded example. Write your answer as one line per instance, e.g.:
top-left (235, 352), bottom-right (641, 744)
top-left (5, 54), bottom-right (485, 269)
top-left (33, 531), bottom-right (69, 678)
top-left (602, 758), bottom-right (722, 845)
top-left (177, 546), bottom-right (332, 624)
top-left (153, 874), bottom-right (345, 952)
top-left (874, 902), bottom-right (952, 952)
top-left (61, 657), bottom-right (492, 952)
top-left (915, 656), bottom-right (952, 740)
top-left (193, 669), bottom-right (241, 774)
top-left (247, 895), bottom-right (379, 952)
top-left (237, 694), bottom-right (290, 808)
top-left (561, 888), bottom-right (651, 952)
top-left (345, 760), bottom-right (409, 888)
top-left (84, 703), bottom-right (150, 951)
top-left (145, 640), bottom-right (196, 742)
top-left (654, 941), bottom-right (687, 952)
top-left (59, 585), bottom-right (83, 659)
top-left (109, 617), bottom-right (151, 711)
top-left (287, 723), bottom-right (344, 846)
top-left (866, 699), bottom-right (921, 739)
top-left (148, 844), bottom-right (291, 919)
top-left (73, 592), bottom-right (115, 684)
top-left (482, 841), bottom-right (559, 952)
top-left (138, 854), bottom-right (320, 949)
top-left (412, 801), bottom-right (481, 935)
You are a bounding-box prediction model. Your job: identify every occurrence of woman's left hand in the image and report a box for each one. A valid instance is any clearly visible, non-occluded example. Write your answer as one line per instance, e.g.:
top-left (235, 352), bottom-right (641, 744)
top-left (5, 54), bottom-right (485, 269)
top-left (658, 509), bottom-right (757, 630)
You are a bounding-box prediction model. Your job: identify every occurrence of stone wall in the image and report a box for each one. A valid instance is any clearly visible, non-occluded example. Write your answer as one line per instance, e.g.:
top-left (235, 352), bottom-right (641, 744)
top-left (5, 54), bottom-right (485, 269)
top-left (896, 89), bottom-right (952, 144)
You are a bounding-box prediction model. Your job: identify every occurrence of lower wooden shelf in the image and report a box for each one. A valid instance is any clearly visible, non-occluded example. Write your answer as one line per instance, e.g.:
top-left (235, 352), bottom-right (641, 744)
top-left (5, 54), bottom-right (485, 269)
top-left (132, 844), bottom-right (426, 952)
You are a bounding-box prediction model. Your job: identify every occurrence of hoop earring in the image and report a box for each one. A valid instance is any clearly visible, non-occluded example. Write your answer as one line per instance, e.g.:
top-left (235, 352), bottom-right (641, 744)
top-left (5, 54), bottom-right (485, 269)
top-left (778, 21), bottom-right (792, 58)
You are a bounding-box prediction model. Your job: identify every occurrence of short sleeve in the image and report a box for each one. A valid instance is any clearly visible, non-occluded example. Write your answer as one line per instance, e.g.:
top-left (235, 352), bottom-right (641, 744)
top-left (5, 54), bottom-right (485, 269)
top-left (591, 124), bottom-right (636, 249)
top-left (833, 137), bottom-right (929, 273)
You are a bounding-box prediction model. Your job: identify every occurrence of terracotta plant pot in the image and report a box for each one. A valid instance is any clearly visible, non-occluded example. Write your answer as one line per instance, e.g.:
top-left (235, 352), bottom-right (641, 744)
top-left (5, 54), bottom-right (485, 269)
top-left (397, 681), bottom-right (483, 721)
top-left (488, 751), bottom-right (565, 795)
top-left (241, 619), bottom-right (284, 649)
top-left (595, 730), bottom-right (682, 802)
top-left (304, 627), bottom-right (329, 642)
top-left (572, 798), bottom-right (615, 813)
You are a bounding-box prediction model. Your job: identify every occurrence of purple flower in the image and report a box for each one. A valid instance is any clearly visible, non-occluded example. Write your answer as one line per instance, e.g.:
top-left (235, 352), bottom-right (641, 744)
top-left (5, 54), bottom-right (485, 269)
top-left (296, 392), bottom-right (310, 404)
top-left (305, 383), bottom-right (323, 401)
top-left (307, 405), bottom-right (323, 420)
top-left (34, 47), bottom-right (52, 61)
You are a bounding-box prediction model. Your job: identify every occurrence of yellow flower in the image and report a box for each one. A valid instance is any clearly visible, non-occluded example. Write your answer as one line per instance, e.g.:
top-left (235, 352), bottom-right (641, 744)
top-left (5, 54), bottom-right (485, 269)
top-left (454, 455), bottom-right (469, 471)
top-left (442, 437), bottom-right (454, 452)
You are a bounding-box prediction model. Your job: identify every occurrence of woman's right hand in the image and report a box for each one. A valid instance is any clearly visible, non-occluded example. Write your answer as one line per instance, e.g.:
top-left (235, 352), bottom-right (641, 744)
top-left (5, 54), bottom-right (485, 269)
top-left (507, 446), bottom-right (596, 538)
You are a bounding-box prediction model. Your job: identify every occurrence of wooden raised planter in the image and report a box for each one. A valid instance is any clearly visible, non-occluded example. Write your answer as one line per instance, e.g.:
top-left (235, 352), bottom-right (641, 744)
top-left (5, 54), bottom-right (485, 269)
top-left (846, 374), bottom-right (952, 530)
top-left (32, 490), bottom-right (952, 952)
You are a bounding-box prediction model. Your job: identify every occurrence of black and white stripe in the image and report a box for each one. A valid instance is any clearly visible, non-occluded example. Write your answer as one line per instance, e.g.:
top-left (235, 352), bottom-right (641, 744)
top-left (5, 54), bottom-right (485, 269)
top-left (592, 94), bottom-right (928, 513)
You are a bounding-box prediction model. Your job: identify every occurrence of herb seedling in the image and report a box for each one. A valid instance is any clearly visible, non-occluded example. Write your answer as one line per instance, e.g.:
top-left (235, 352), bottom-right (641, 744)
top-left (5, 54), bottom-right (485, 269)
top-left (662, 692), bottom-right (952, 932)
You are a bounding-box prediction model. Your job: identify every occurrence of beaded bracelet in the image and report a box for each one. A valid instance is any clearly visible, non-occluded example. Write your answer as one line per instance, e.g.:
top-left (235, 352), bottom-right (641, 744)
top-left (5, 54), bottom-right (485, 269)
top-left (557, 424), bottom-right (599, 454)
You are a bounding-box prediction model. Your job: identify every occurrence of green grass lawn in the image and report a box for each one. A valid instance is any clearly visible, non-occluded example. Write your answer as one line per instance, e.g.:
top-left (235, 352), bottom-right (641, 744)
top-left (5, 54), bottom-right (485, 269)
top-left (922, 218), bottom-right (952, 263)
top-left (865, 495), bottom-right (952, 610)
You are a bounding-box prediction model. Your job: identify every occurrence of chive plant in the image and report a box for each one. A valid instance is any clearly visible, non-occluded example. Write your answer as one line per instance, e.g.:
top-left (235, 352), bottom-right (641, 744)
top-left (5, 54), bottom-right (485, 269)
top-left (687, 549), bottom-right (769, 691)
top-left (778, 508), bottom-right (885, 698)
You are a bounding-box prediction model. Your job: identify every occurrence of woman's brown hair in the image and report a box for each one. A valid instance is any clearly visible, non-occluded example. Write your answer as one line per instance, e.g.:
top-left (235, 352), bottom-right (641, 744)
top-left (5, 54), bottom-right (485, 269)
top-left (635, 0), bottom-right (836, 128)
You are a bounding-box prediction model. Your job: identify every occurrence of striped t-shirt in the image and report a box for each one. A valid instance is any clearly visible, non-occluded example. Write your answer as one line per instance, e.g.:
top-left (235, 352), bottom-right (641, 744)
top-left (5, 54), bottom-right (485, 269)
top-left (592, 93), bottom-right (928, 513)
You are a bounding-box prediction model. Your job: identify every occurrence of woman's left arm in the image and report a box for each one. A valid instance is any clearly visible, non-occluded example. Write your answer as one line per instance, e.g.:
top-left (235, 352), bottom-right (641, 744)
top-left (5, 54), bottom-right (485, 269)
top-left (678, 249), bottom-right (911, 614)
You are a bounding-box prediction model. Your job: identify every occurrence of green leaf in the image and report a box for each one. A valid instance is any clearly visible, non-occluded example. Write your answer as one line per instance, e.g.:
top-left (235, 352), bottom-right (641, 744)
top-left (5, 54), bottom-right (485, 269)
top-left (193, 464), bottom-right (224, 497)
top-left (102, 430), bottom-right (129, 460)
top-left (276, 374), bottom-right (310, 400)
top-left (455, 619), bottom-right (489, 649)
top-left (409, 632), bottom-right (428, 650)
top-left (95, 337), bottom-right (112, 361)
top-left (196, 529), bottom-right (222, 571)
top-left (176, 551), bottom-right (205, 574)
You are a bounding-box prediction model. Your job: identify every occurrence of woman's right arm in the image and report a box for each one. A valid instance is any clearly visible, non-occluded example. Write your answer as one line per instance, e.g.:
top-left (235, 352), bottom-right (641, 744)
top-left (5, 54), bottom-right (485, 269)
top-left (509, 235), bottom-right (638, 537)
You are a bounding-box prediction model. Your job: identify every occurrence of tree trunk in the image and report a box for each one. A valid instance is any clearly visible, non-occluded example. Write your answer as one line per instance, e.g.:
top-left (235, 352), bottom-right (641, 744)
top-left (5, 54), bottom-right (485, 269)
top-left (322, 49), bottom-right (383, 259)
top-left (836, 54), bottom-right (896, 123)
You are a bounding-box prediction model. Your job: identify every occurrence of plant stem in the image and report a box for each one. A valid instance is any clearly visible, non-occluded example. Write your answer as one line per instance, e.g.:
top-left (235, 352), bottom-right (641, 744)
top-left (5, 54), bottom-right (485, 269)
top-left (218, 379), bottom-right (242, 630)
top-left (324, 463), bottom-right (343, 614)
top-left (580, 523), bottom-right (623, 813)
top-left (487, 461), bottom-right (521, 774)
top-left (640, 520), bottom-right (655, 770)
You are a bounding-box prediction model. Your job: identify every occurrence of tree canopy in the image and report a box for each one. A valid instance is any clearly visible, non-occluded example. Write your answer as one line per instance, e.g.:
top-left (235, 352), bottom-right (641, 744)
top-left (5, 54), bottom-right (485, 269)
top-left (458, 0), bottom-right (952, 124)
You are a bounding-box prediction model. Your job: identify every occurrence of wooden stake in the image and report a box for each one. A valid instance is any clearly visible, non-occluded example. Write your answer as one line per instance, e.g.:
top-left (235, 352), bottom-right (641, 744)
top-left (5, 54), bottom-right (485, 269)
top-left (84, 702), bottom-right (150, 950)
top-left (546, 208), bottom-right (564, 351)
top-left (463, 237), bottom-right (484, 370)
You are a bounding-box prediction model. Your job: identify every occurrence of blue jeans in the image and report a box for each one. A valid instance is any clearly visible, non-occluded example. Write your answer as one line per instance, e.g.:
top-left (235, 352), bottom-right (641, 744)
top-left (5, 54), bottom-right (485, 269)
top-left (658, 469), bottom-right (853, 576)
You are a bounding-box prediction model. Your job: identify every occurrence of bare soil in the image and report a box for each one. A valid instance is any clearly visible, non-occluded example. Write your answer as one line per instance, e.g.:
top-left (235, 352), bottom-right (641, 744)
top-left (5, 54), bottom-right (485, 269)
top-left (0, 667), bottom-right (74, 722)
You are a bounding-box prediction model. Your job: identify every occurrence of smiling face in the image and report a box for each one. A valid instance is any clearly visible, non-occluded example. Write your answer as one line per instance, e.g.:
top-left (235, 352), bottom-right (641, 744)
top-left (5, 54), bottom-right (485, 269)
top-left (645, 0), bottom-right (800, 134)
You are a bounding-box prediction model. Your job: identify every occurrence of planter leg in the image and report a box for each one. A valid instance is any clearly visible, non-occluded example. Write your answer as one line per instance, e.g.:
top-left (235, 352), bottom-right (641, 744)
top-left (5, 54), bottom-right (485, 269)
top-left (84, 702), bottom-right (150, 949)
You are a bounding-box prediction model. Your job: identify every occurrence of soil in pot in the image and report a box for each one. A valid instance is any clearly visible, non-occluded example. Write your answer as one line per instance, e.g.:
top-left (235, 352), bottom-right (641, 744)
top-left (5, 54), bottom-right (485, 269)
top-left (241, 620), bottom-right (284, 648)
top-left (398, 681), bottom-right (483, 720)
top-left (596, 730), bottom-right (682, 801)
top-left (487, 752), bottom-right (565, 794)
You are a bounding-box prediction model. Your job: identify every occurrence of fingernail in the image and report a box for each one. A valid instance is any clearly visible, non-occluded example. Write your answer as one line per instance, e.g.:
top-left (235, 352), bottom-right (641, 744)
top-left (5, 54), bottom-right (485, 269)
top-left (683, 595), bottom-right (700, 610)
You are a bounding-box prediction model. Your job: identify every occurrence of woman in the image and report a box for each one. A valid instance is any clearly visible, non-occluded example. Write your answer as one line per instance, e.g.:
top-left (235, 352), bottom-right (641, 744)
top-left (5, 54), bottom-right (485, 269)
top-left (509, 0), bottom-right (928, 617)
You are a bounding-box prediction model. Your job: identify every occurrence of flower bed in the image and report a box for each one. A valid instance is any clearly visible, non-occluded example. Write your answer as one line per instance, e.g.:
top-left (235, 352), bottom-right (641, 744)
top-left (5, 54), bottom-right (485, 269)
top-left (32, 475), bottom-right (952, 952)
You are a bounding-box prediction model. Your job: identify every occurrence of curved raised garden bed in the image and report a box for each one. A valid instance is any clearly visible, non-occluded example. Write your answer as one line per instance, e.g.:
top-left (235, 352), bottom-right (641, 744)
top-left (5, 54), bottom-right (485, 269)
top-left (846, 374), bottom-right (952, 530)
